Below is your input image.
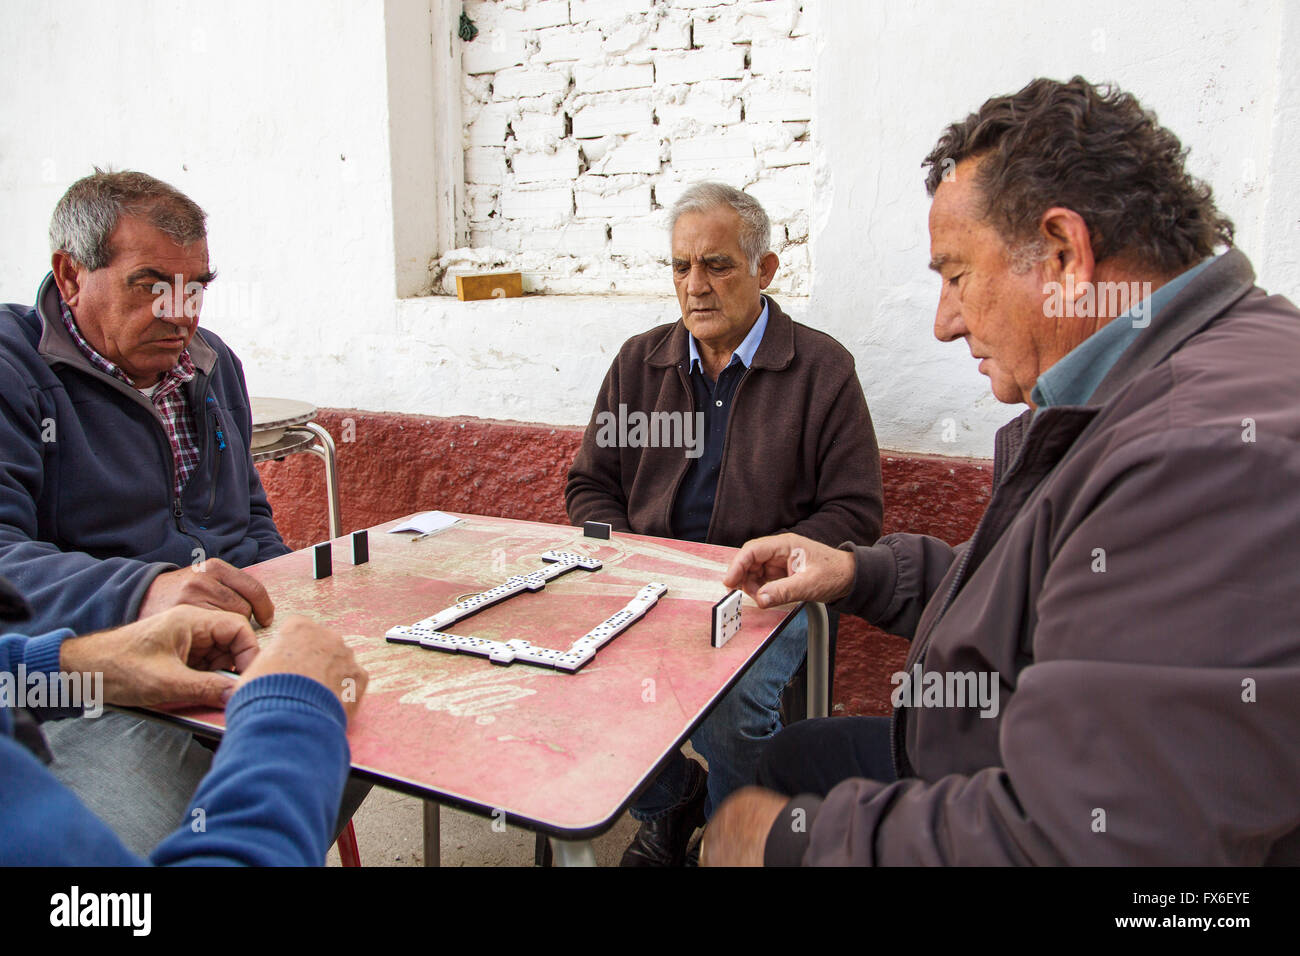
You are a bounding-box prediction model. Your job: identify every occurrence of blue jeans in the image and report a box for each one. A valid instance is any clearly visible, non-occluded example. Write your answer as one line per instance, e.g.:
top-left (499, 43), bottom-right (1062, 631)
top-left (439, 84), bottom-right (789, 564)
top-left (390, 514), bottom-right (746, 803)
top-left (631, 607), bottom-right (810, 821)
top-left (43, 709), bottom-right (371, 856)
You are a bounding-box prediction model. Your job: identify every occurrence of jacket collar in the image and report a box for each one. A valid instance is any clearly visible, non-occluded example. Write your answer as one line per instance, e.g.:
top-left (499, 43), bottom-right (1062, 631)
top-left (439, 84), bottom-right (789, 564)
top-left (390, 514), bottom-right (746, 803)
top-left (1089, 247), bottom-right (1255, 405)
top-left (35, 271), bottom-right (218, 379)
top-left (646, 294), bottom-right (797, 371)
top-left (992, 248), bottom-right (1258, 481)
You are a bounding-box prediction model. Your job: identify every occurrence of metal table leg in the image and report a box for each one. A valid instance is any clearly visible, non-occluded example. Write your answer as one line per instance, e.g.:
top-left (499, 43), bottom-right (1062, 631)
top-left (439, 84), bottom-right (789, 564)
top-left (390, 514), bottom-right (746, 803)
top-left (303, 421), bottom-right (341, 539)
top-left (806, 602), bottom-right (830, 719)
top-left (423, 800), bottom-right (440, 867)
top-left (548, 837), bottom-right (597, 866)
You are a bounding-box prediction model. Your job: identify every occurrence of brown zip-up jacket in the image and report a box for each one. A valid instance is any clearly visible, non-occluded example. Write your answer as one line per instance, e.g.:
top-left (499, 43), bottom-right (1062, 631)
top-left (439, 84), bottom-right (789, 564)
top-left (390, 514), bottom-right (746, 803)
top-left (565, 297), bottom-right (882, 549)
top-left (781, 249), bottom-right (1300, 865)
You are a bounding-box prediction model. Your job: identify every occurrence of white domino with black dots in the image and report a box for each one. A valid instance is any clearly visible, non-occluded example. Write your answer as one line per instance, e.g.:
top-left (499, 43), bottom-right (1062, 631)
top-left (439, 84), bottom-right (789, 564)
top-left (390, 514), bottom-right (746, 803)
top-left (711, 590), bottom-right (743, 648)
top-left (388, 550), bottom-right (604, 639)
top-left (385, 551), bottom-right (666, 673)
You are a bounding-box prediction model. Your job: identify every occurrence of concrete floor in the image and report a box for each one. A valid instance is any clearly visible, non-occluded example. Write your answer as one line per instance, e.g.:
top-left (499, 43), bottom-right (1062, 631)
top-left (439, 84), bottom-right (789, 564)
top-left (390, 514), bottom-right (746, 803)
top-left (326, 788), bottom-right (642, 867)
top-left (327, 745), bottom-right (703, 867)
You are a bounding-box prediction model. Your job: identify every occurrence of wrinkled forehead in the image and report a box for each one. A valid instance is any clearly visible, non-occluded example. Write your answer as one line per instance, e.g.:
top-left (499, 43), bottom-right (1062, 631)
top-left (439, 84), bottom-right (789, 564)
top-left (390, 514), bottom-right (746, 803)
top-left (671, 206), bottom-right (744, 259)
top-left (105, 215), bottom-right (210, 271)
top-left (928, 160), bottom-right (987, 230)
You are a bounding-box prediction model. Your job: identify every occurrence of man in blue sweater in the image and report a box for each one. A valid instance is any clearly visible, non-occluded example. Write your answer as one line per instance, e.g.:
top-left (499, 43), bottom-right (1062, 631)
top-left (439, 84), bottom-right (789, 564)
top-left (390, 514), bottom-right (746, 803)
top-left (0, 574), bottom-right (367, 865)
top-left (0, 168), bottom-right (308, 851)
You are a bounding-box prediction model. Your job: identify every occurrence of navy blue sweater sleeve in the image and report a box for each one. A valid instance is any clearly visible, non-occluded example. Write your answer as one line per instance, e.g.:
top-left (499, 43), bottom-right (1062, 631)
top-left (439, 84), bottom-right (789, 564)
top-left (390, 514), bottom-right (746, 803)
top-left (0, 353), bottom-right (174, 634)
top-left (0, 627), bottom-right (80, 720)
top-left (150, 674), bottom-right (350, 866)
top-left (0, 646), bottom-right (350, 866)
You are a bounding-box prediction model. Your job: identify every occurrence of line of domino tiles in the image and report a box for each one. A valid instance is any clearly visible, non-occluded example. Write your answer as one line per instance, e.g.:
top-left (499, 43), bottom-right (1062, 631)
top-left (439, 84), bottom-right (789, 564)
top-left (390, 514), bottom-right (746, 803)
top-left (385, 550), bottom-right (668, 672)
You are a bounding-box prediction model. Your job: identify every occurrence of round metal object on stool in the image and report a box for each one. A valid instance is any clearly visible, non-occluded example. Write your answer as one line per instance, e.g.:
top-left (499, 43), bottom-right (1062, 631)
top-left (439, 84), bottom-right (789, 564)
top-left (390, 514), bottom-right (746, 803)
top-left (249, 428), bottom-right (317, 464)
top-left (250, 397), bottom-right (317, 449)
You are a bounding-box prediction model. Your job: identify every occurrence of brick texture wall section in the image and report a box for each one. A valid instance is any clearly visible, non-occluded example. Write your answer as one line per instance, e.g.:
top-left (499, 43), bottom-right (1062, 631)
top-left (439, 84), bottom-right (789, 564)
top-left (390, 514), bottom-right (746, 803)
top-left (257, 408), bottom-right (992, 717)
top-left (449, 0), bottom-right (814, 297)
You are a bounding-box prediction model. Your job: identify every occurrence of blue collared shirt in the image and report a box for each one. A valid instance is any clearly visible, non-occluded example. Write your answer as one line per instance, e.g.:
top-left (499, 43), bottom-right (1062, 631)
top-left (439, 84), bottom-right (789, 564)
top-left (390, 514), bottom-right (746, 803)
top-left (673, 296), bottom-right (770, 542)
top-left (687, 296), bottom-right (770, 376)
top-left (1031, 256), bottom-right (1217, 409)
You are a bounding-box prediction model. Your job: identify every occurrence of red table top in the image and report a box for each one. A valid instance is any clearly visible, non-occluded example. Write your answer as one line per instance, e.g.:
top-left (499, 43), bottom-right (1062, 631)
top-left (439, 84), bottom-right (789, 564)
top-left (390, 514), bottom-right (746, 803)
top-left (163, 513), bottom-right (799, 837)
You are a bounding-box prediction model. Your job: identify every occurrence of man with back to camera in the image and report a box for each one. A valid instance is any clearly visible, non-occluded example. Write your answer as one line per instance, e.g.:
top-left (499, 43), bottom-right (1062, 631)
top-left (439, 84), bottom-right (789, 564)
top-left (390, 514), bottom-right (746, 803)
top-left (0, 568), bottom-right (369, 866)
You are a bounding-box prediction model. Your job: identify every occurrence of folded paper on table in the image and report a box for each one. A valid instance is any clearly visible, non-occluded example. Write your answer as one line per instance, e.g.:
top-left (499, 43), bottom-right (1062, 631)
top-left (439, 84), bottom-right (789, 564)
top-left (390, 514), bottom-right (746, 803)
top-left (387, 511), bottom-right (462, 535)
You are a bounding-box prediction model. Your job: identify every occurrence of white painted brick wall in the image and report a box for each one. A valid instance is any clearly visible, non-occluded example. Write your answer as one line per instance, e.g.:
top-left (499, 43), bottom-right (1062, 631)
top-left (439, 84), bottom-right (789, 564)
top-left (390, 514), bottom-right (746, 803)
top-left (465, 146), bottom-right (504, 184)
top-left (455, 0), bottom-right (816, 296)
top-left (519, 222), bottom-right (610, 256)
top-left (511, 143), bottom-right (580, 183)
top-left (570, 0), bottom-right (650, 25)
top-left (462, 33), bottom-right (528, 75)
top-left (500, 184), bottom-right (573, 220)
top-left (575, 180), bottom-right (652, 218)
top-left (536, 27), bottom-right (603, 62)
top-left (654, 47), bottom-right (747, 85)
top-left (493, 65), bottom-right (569, 99)
top-left (611, 221), bottom-right (667, 256)
top-left (513, 110), bottom-right (565, 141)
top-left (750, 35), bottom-right (814, 73)
top-left (590, 137), bottom-right (662, 175)
top-left (671, 129), bottom-right (755, 170)
top-left (572, 94), bottom-right (654, 137)
top-left (574, 62), bottom-right (654, 93)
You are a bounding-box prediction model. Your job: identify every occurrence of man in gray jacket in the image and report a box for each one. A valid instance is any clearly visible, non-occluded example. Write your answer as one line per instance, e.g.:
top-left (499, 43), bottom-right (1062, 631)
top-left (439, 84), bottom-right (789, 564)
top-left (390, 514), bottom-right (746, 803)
top-left (703, 76), bottom-right (1300, 865)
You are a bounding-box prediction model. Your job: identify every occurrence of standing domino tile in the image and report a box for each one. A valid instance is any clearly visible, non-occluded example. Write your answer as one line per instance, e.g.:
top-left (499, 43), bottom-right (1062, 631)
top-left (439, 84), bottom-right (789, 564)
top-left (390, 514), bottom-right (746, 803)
top-left (583, 520), bottom-right (612, 540)
top-left (351, 529), bottom-right (369, 565)
top-left (312, 541), bottom-right (332, 579)
top-left (711, 590), bottom-right (742, 648)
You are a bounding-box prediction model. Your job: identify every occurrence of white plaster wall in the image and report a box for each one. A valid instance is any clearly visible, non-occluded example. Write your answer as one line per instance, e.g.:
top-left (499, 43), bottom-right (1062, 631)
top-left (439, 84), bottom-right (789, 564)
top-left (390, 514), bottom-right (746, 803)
top-left (1, 0), bottom-right (1296, 458)
top-left (0, 0), bottom-right (398, 410)
top-left (814, 0), bottom-right (1300, 454)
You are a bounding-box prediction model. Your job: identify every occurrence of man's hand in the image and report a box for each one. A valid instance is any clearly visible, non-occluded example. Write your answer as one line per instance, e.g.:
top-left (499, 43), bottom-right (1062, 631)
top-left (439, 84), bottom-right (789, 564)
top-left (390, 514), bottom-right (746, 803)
top-left (236, 616), bottom-right (368, 724)
top-left (701, 787), bottom-right (791, 866)
top-left (139, 558), bottom-right (275, 626)
top-left (723, 533), bottom-right (856, 608)
top-left (60, 605), bottom-right (260, 709)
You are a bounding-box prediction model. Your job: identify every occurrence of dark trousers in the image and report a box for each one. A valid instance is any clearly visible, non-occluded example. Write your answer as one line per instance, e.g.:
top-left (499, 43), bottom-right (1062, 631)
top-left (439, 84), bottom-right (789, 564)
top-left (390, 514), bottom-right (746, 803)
top-left (755, 715), bottom-right (898, 796)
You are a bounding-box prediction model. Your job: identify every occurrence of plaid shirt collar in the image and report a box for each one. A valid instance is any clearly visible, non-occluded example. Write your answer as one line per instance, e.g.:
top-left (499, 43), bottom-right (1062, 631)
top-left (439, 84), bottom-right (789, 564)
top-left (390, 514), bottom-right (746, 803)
top-left (58, 299), bottom-right (196, 389)
top-left (58, 296), bottom-right (200, 497)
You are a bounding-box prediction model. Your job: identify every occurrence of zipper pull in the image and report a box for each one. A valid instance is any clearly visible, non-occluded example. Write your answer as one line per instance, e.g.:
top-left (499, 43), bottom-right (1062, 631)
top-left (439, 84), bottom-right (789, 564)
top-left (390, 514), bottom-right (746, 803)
top-left (173, 498), bottom-right (183, 519)
top-left (212, 413), bottom-right (227, 452)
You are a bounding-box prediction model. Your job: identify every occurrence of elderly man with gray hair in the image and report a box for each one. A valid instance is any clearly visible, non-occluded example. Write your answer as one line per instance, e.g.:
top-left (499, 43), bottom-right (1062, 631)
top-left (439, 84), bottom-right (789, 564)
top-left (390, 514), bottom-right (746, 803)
top-left (566, 181), bottom-right (883, 865)
top-left (0, 168), bottom-right (364, 854)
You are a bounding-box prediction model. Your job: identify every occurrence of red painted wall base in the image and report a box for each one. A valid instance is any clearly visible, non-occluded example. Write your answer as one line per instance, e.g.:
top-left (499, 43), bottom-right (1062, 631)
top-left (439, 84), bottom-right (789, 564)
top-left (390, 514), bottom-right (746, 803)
top-left (257, 409), bottom-right (993, 717)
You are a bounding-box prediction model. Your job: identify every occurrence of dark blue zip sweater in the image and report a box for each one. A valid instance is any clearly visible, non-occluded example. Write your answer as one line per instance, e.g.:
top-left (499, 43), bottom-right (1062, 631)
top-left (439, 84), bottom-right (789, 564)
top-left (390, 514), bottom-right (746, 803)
top-left (0, 274), bottom-right (289, 635)
top-left (0, 627), bottom-right (350, 866)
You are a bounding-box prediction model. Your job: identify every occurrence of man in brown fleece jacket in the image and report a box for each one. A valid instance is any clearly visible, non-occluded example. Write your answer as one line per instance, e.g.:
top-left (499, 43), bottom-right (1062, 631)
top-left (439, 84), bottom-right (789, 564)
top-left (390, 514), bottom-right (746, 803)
top-left (566, 182), bottom-right (882, 866)
top-left (704, 76), bottom-right (1300, 865)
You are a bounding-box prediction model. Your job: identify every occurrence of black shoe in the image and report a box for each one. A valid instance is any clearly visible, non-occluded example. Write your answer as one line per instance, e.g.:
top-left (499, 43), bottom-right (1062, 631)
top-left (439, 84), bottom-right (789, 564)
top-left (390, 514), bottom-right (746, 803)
top-left (620, 759), bottom-right (708, 867)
